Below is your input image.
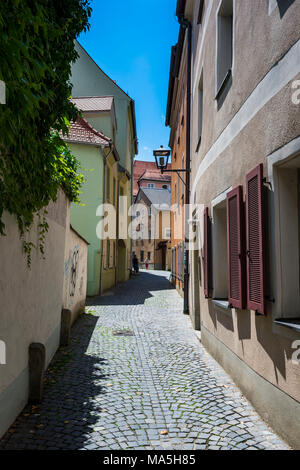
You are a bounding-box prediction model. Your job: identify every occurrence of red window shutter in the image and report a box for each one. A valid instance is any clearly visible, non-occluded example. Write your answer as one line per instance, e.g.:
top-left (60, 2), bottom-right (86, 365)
top-left (246, 164), bottom-right (265, 314)
top-left (203, 207), bottom-right (211, 298)
top-left (227, 186), bottom-right (246, 309)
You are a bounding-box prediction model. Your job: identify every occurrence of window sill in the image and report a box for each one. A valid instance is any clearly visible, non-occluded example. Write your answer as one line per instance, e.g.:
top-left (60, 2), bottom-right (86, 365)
top-left (215, 69), bottom-right (232, 101)
top-left (274, 318), bottom-right (300, 333)
top-left (212, 299), bottom-right (230, 310)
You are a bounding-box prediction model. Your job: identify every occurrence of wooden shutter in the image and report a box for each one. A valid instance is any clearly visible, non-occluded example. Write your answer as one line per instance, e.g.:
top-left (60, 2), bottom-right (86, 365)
top-left (246, 164), bottom-right (265, 314)
top-left (227, 186), bottom-right (246, 309)
top-left (203, 207), bottom-right (211, 298)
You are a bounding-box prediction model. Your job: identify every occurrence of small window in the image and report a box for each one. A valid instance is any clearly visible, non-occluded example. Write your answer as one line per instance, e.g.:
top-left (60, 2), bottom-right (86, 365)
top-left (197, 72), bottom-right (203, 151)
top-left (147, 183), bottom-right (155, 188)
top-left (216, 0), bottom-right (233, 100)
top-left (148, 251), bottom-right (151, 260)
top-left (140, 250), bottom-right (144, 263)
top-left (197, 0), bottom-right (205, 24)
top-left (162, 184), bottom-right (169, 190)
top-left (181, 86), bottom-right (185, 125)
top-left (165, 228), bottom-right (171, 238)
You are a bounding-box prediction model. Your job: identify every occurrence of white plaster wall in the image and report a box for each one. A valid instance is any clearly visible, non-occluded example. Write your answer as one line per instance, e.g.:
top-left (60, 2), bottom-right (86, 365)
top-left (0, 189), bottom-right (69, 437)
top-left (63, 225), bottom-right (88, 325)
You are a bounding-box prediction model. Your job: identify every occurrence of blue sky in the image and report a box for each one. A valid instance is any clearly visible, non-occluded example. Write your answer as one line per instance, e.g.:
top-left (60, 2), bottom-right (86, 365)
top-left (78, 0), bottom-right (179, 161)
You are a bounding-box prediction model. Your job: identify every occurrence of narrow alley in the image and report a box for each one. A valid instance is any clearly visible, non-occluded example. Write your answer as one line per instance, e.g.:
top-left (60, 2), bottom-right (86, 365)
top-left (0, 271), bottom-right (289, 450)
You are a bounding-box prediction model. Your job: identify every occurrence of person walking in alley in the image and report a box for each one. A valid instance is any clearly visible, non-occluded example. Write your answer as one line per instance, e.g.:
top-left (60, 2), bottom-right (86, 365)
top-left (145, 257), bottom-right (149, 270)
top-left (132, 254), bottom-right (139, 274)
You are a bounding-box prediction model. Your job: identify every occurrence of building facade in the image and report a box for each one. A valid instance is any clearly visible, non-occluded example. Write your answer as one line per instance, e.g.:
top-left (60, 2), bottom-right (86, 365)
top-left (133, 187), bottom-right (171, 270)
top-left (173, 0), bottom-right (300, 448)
top-left (133, 160), bottom-right (171, 199)
top-left (69, 42), bottom-right (138, 293)
top-left (166, 24), bottom-right (188, 298)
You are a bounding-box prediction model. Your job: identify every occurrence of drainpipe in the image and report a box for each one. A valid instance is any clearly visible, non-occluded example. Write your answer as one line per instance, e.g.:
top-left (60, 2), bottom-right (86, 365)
top-left (100, 150), bottom-right (107, 297)
top-left (100, 144), bottom-right (113, 295)
top-left (115, 176), bottom-right (120, 287)
top-left (178, 16), bottom-right (192, 315)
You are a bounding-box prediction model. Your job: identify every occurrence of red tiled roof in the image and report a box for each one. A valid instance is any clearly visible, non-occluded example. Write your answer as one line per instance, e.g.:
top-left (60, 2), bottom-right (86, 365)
top-left (139, 170), bottom-right (171, 182)
top-left (62, 117), bottom-right (111, 146)
top-left (133, 160), bottom-right (171, 195)
top-left (72, 96), bottom-right (114, 112)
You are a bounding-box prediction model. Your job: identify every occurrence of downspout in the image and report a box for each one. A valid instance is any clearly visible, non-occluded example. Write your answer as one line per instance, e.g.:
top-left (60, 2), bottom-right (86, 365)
top-left (115, 176), bottom-right (120, 287)
top-left (100, 143), bottom-right (113, 295)
top-left (100, 148), bottom-right (107, 296)
top-left (178, 16), bottom-right (192, 315)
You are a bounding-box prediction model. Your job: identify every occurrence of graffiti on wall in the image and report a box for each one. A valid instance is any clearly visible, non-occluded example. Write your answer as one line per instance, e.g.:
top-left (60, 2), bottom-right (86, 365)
top-left (64, 245), bottom-right (80, 308)
top-left (69, 247), bottom-right (79, 297)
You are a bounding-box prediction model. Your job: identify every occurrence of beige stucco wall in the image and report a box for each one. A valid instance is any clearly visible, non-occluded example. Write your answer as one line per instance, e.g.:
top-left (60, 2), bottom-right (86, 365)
top-left (63, 224), bottom-right (88, 325)
top-left (0, 189), bottom-right (69, 438)
top-left (189, 0), bottom-right (300, 442)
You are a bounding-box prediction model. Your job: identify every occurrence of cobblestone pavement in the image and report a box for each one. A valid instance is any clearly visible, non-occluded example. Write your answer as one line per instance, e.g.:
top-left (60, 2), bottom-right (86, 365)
top-left (0, 270), bottom-right (289, 450)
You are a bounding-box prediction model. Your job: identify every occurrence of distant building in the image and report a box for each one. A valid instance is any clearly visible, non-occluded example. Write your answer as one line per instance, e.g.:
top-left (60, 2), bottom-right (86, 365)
top-left (133, 187), bottom-right (171, 270)
top-left (133, 160), bottom-right (171, 199)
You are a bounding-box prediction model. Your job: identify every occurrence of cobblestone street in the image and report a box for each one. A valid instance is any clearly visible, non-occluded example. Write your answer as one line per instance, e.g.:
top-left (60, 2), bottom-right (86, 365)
top-left (0, 271), bottom-right (289, 450)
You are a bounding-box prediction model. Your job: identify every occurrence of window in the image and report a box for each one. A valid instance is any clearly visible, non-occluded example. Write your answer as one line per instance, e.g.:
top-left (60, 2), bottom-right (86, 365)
top-left (181, 86), bottom-right (185, 125)
top-left (177, 243), bottom-right (181, 280)
top-left (165, 228), bottom-right (171, 239)
top-left (147, 183), bottom-right (155, 188)
top-left (197, 72), bottom-right (203, 151)
top-left (162, 184), bottom-right (168, 190)
top-left (246, 164), bottom-right (265, 314)
top-left (216, 0), bottom-right (233, 99)
top-left (212, 201), bottom-right (228, 300)
top-left (140, 250), bottom-right (144, 262)
top-left (269, 0), bottom-right (296, 17)
top-left (147, 252), bottom-right (151, 260)
top-left (197, 0), bottom-right (205, 24)
top-left (203, 208), bottom-right (211, 298)
top-left (272, 155), bottom-right (300, 327)
top-left (148, 229), bottom-right (151, 240)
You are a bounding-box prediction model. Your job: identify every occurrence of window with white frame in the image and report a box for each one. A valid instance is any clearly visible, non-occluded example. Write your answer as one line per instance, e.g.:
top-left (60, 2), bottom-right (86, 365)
top-left (164, 227), bottom-right (171, 239)
top-left (273, 154), bottom-right (300, 327)
top-left (212, 198), bottom-right (228, 300)
top-left (147, 183), bottom-right (155, 188)
top-left (216, 0), bottom-right (233, 98)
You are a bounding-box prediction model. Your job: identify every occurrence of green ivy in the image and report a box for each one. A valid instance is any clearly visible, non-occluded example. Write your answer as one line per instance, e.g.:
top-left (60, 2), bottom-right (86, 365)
top-left (0, 0), bottom-right (91, 264)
